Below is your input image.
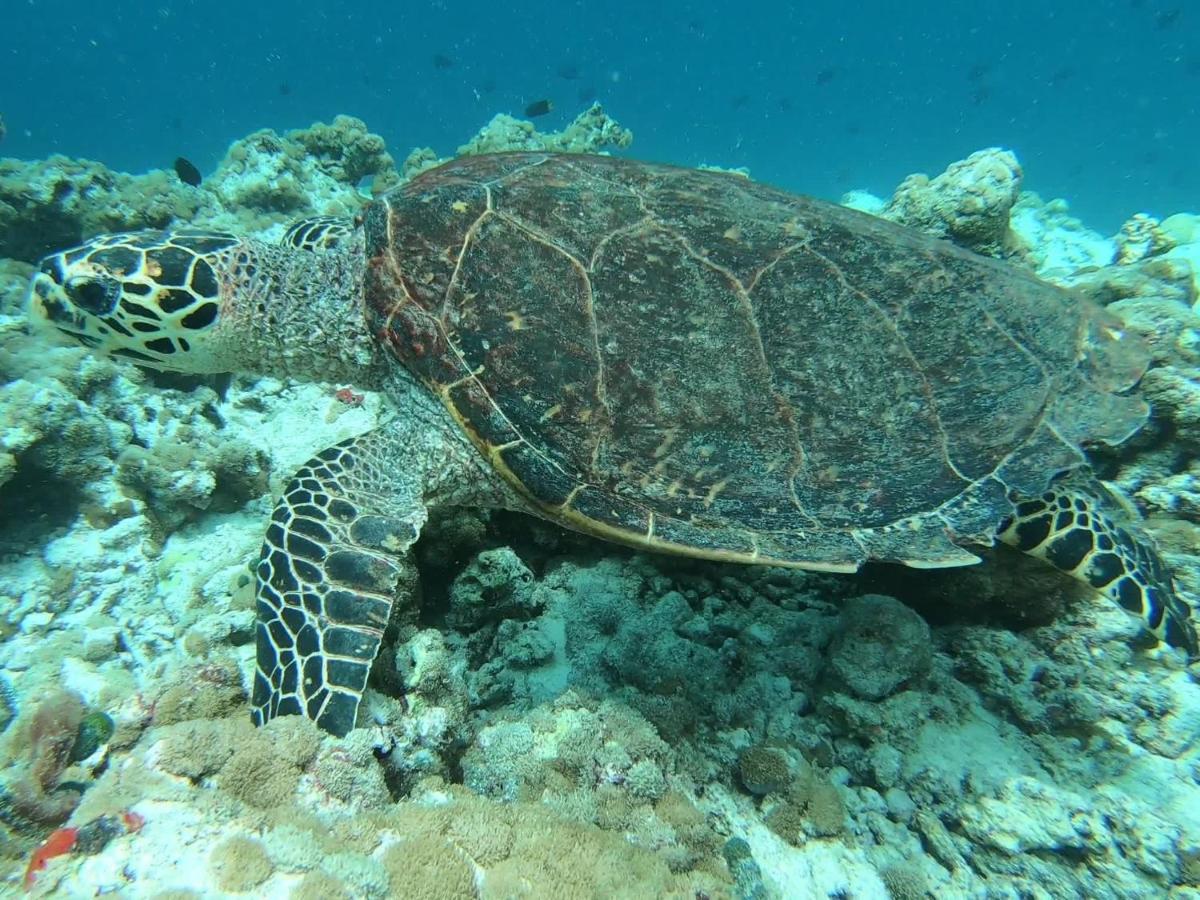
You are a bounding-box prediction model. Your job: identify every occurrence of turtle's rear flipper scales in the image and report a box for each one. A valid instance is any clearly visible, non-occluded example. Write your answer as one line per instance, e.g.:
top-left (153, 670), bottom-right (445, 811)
top-left (250, 429), bottom-right (424, 737)
top-left (1000, 473), bottom-right (1198, 658)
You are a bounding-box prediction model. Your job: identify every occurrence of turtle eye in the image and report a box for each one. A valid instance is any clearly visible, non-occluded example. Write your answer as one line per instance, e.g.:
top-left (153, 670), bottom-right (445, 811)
top-left (65, 275), bottom-right (121, 316)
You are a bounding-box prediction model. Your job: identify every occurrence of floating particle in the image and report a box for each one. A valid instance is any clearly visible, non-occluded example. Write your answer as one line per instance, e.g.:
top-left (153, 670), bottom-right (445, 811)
top-left (524, 99), bottom-right (554, 117)
top-left (173, 156), bottom-right (202, 187)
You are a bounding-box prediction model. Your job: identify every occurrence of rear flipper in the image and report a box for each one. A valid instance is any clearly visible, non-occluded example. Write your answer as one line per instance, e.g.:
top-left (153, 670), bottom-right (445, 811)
top-left (250, 427), bottom-right (425, 737)
top-left (999, 472), bottom-right (1198, 658)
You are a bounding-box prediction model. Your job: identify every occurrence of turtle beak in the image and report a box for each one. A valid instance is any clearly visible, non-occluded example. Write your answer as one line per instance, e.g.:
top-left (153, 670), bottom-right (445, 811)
top-left (28, 271), bottom-right (69, 324)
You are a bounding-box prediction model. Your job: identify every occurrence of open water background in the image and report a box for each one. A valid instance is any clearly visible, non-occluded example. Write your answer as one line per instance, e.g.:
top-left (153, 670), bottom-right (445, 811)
top-left (1, 0), bottom-right (1197, 230)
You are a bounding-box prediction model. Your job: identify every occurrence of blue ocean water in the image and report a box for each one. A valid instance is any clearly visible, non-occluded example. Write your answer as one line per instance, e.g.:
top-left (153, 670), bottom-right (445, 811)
top-left (2, 0), bottom-right (1196, 232)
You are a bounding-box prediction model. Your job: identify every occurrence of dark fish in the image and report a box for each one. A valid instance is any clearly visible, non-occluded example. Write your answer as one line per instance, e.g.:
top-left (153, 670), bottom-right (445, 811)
top-left (432, 53), bottom-right (455, 70)
top-left (524, 99), bottom-right (554, 117)
top-left (278, 82), bottom-right (292, 96)
top-left (556, 62), bottom-right (581, 80)
top-left (173, 157), bottom-right (202, 187)
top-left (1155, 8), bottom-right (1181, 29)
top-left (1048, 67), bottom-right (1074, 86)
top-left (967, 62), bottom-right (992, 82)
top-left (815, 68), bottom-right (837, 86)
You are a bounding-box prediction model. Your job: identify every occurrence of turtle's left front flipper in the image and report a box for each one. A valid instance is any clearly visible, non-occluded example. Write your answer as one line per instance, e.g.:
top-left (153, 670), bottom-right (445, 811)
top-left (251, 426), bottom-right (429, 737)
top-left (1000, 472), bottom-right (1198, 657)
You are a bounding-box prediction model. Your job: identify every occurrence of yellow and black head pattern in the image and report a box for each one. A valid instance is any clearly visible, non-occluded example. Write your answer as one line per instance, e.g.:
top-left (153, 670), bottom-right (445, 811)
top-left (27, 229), bottom-right (241, 372)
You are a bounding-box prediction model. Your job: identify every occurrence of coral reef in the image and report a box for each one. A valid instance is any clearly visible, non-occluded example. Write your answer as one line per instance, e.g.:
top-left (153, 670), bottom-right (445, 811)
top-left (457, 102), bottom-right (633, 157)
top-left (401, 103), bottom-right (635, 182)
top-left (1115, 212), bottom-right (1175, 265)
top-left (881, 147), bottom-right (1023, 255)
top-left (0, 691), bottom-right (87, 827)
top-left (0, 157), bottom-right (213, 263)
top-left (0, 117), bottom-right (1197, 898)
top-left (204, 115), bottom-right (398, 232)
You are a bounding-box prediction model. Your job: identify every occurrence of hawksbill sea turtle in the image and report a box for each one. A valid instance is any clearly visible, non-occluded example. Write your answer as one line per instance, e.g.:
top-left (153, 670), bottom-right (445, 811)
top-left (27, 152), bottom-right (1198, 736)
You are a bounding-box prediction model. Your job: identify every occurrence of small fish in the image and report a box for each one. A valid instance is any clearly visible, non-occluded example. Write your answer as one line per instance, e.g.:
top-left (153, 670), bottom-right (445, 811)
top-left (0, 114), bottom-right (5, 142)
top-left (173, 156), bottom-right (202, 187)
top-left (557, 62), bottom-right (582, 80)
top-left (815, 68), bottom-right (837, 86)
top-left (970, 86), bottom-right (991, 106)
top-left (24, 826), bottom-right (78, 889)
top-left (524, 99), bottom-right (554, 117)
top-left (278, 81), bottom-right (292, 96)
top-left (432, 53), bottom-right (455, 70)
top-left (1048, 67), bottom-right (1075, 86)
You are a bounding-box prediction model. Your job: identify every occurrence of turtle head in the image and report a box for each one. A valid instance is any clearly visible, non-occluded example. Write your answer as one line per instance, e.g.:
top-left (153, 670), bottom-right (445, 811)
top-left (28, 229), bottom-right (245, 373)
top-left (30, 221), bottom-right (379, 384)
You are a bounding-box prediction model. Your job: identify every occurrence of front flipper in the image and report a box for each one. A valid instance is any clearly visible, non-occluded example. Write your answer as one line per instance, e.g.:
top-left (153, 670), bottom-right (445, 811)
top-left (250, 428), bottom-right (425, 736)
top-left (999, 473), bottom-right (1198, 657)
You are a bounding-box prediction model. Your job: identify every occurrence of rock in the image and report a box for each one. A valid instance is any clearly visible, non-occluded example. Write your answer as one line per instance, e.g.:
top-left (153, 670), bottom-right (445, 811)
top-left (1115, 213), bottom-right (1174, 265)
top-left (457, 103), bottom-right (632, 157)
top-left (959, 777), bottom-right (1104, 855)
top-left (0, 156), bottom-right (213, 262)
top-left (882, 148), bottom-right (1022, 256)
top-left (825, 595), bottom-right (932, 700)
top-left (1066, 255), bottom-right (1196, 307)
top-left (205, 116), bottom-right (397, 232)
top-left (447, 547), bottom-right (538, 628)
